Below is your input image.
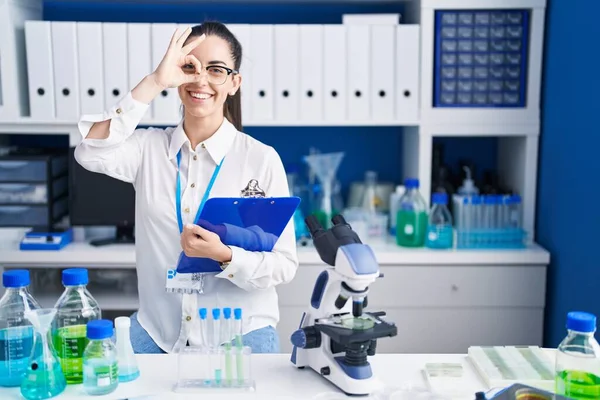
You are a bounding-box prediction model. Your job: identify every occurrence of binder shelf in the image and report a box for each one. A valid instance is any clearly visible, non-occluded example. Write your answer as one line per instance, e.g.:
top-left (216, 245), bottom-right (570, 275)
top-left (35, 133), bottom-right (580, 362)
top-left (0, 149), bottom-right (68, 230)
top-left (433, 9), bottom-right (530, 108)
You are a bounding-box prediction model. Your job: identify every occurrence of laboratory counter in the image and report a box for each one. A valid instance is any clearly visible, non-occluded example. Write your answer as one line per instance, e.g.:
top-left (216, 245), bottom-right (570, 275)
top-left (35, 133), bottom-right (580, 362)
top-left (0, 353), bottom-right (492, 400)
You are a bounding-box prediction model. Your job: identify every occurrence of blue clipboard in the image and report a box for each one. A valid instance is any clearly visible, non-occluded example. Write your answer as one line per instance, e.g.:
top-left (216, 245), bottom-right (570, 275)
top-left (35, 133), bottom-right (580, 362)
top-left (176, 196), bottom-right (301, 274)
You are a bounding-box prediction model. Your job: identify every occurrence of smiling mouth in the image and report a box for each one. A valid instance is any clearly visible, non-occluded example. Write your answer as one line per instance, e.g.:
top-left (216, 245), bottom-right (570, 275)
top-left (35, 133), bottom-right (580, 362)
top-left (188, 91), bottom-right (214, 100)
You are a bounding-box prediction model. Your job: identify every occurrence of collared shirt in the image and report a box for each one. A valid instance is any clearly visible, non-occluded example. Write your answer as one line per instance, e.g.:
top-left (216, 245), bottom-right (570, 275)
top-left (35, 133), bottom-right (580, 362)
top-left (75, 92), bottom-right (298, 352)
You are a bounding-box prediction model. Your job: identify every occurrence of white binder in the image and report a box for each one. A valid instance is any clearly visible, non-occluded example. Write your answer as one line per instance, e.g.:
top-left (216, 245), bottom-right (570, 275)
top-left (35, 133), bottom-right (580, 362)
top-left (77, 22), bottom-right (104, 116)
top-left (151, 23), bottom-right (179, 122)
top-left (51, 21), bottom-right (79, 120)
top-left (299, 25), bottom-right (323, 122)
top-left (346, 25), bottom-right (370, 121)
top-left (102, 23), bottom-right (128, 110)
top-left (396, 25), bottom-right (420, 123)
top-left (227, 24), bottom-right (252, 124)
top-left (274, 25), bottom-right (299, 121)
top-left (342, 14), bottom-right (401, 25)
top-left (371, 25), bottom-right (395, 121)
top-left (25, 21), bottom-right (55, 120)
top-left (323, 25), bottom-right (346, 122)
top-left (127, 23), bottom-right (153, 121)
top-left (249, 25), bottom-right (274, 121)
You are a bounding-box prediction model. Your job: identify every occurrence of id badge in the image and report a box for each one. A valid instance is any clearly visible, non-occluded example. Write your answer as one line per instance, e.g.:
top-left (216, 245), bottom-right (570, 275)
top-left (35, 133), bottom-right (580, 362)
top-left (165, 268), bottom-right (211, 294)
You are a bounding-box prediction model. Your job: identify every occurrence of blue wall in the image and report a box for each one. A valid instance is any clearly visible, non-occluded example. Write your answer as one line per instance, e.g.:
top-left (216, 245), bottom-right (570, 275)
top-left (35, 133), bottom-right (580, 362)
top-left (538, 0), bottom-right (600, 346)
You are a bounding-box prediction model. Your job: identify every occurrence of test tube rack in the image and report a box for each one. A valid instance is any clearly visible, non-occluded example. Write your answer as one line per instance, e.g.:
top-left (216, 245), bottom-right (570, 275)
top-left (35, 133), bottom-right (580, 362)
top-left (174, 345), bottom-right (255, 393)
top-left (468, 346), bottom-right (555, 392)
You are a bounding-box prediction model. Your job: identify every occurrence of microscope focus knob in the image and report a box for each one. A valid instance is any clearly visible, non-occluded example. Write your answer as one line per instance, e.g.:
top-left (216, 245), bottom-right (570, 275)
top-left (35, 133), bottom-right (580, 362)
top-left (291, 326), bottom-right (321, 349)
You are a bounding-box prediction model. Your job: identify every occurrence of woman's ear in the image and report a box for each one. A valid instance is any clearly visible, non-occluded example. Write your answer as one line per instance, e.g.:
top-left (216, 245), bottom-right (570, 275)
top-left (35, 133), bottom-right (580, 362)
top-left (230, 73), bottom-right (242, 96)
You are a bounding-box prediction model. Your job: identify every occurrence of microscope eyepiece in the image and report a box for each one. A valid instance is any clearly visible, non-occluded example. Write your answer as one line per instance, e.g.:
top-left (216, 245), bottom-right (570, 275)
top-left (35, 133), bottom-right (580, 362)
top-left (305, 214), bottom-right (323, 237)
top-left (331, 214), bottom-right (347, 226)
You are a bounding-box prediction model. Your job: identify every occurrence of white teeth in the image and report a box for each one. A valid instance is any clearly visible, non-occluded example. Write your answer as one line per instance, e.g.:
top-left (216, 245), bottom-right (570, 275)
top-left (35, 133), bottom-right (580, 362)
top-left (190, 92), bottom-right (212, 100)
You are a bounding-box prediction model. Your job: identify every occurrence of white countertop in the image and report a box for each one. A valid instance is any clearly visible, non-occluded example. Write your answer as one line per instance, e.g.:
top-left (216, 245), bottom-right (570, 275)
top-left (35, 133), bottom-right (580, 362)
top-left (0, 353), bottom-right (492, 400)
top-left (0, 239), bottom-right (550, 268)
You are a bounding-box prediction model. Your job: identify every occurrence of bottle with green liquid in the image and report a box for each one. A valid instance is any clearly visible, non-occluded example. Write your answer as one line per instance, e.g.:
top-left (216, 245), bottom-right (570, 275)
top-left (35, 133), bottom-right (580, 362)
top-left (396, 178), bottom-right (428, 247)
top-left (52, 269), bottom-right (101, 384)
top-left (555, 311), bottom-right (600, 399)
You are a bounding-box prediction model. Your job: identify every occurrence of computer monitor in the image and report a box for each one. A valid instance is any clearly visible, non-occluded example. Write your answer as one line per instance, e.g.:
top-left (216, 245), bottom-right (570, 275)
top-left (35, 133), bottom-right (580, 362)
top-left (68, 147), bottom-right (135, 246)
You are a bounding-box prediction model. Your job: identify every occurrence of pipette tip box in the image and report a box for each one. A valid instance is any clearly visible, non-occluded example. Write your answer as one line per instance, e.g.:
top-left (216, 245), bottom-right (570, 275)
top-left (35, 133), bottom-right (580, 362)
top-left (468, 346), bottom-right (555, 392)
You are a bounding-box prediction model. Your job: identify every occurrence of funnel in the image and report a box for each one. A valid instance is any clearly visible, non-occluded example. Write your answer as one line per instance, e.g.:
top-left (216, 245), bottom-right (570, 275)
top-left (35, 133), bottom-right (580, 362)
top-left (21, 309), bottom-right (66, 400)
top-left (303, 152), bottom-right (344, 229)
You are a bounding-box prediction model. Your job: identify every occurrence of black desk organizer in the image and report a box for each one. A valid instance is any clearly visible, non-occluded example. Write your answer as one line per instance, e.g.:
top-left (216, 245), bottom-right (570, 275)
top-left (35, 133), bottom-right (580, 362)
top-left (0, 148), bottom-right (69, 232)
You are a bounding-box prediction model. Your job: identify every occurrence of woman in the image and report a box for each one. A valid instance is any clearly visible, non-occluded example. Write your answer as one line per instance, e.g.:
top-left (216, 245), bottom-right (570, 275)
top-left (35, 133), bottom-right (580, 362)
top-left (75, 22), bottom-right (298, 354)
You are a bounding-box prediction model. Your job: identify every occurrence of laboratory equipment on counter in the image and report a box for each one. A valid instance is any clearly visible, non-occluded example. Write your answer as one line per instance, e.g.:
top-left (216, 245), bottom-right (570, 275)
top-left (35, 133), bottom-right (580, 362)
top-left (0, 269), bottom-right (41, 387)
top-left (360, 171), bottom-right (382, 214)
top-left (555, 312), bottom-right (600, 399)
top-left (485, 383), bottom-right (573, 400)
top-left (388, 185), bottom-right (406, 235)
top-left (52, 268), bottom-right (101, 384)
top-left (458, 166), bottom-right (479, 196)
top-left (303, 152), bottom-right (344, 229)
top-left (425, 193), bottom-right (453, 249)
top-left (468, 346), bottom-right (555, 392)
top-left (115, 316), bottom-right (139, 382)
top-left (20, 308), bottom-right (67, 400)
top-left (287, 168), bottom-right (310, 242)
top-left (82, 319), bottom-right (118, 395)
top-left (290, 213), bottom-right (398, 396)
top-left (396, 178), bottom-right (428, 247)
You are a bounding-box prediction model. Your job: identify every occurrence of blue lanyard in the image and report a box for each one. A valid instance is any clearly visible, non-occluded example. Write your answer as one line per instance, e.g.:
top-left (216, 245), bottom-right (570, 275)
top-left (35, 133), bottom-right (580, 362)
top-left (176, 150), bottom-right (224, 233)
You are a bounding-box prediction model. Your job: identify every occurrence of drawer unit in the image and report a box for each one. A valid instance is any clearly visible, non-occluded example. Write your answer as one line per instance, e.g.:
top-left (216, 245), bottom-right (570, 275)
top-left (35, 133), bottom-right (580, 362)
top-left (0, 176), bottom-right (68, 204)
top-left (0, 197), bottom-right (68, 227)
top-left (0, 156), bottom-right (67, 182)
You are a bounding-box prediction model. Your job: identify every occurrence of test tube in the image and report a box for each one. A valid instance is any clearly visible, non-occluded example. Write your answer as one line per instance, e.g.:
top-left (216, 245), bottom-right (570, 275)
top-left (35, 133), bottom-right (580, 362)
top-left (509, 195), bottom-right (522, 228)
top-left (471, 195), bottom-right (482, 248)
top-left (198, 308), bottom-right (208, 349)
top-left (234, 308), bottom-right (244, 385)
top-left (211, 308), bottom-right (221, 386)
top-left (222, 308), bottom-right (232, 386)
top-left (211, 308), bottom-right (221, 349)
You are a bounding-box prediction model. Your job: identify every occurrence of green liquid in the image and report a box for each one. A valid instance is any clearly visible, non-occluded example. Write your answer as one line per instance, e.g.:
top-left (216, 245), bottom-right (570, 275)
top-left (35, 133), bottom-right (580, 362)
top-left (396, 210), bottom-right (428, 247)
top-left (53, 325), bottom-right (88, 384)
top-left (556, 370), bottom-right (600, 399)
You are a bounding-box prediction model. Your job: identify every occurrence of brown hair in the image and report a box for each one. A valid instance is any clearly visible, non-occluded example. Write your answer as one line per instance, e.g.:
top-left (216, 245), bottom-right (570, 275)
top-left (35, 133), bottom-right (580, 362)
top-left (187, 21), bottom-right (243, 131)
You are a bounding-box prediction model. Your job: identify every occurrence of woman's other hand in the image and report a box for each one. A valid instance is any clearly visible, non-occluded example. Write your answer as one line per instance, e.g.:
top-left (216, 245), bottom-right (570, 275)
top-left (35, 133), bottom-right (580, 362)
top-left (180, 223), bottom-right (232, 263)
top-left (151, 28), bottom-right (206, 90)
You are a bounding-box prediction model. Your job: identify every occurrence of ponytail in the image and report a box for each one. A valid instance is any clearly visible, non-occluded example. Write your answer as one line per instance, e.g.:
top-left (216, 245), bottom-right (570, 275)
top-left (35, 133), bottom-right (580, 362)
top-left (224, 89), bottom-right (243, 132)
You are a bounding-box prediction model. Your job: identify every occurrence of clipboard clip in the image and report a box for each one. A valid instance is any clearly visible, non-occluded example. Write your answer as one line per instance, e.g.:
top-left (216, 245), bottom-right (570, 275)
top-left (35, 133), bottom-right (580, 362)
top-left (240, 179), bottom-right (266, 198)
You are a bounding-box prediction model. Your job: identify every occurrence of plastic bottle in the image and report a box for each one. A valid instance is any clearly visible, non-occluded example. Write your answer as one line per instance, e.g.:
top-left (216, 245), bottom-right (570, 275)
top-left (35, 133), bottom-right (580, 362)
top-left (396, 178), bottom-right (428, 247)
top-left (389, 185), bottom-right (406, 235)
top-left (83, 320), bottom-right (118, 395)
top-left (361, 171), bottom-right (381, 214)
top-left (425, 193), bottom-right (453, 249)
top-left (555, 311), bottom-right (600, 399)
top-left (52, 268), bottom-right (101, 384)
top-left (0, 270), bottom-right (41, 387)
top-left (457, 166), bottom-right (479, 196)
top-left (114, 317), bottom-right (139, 382)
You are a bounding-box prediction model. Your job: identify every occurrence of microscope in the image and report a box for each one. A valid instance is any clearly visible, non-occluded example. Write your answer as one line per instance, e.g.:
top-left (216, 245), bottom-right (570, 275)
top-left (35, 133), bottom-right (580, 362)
top-left (290, 214), bottom-right (398, 396)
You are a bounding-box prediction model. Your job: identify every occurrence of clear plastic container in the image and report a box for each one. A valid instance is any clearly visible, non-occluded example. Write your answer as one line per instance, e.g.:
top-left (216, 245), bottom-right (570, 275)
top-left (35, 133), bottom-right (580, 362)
top-left (425, 193), bottom-right (453, 249)
top-left (555, 311), bottom-right (600, 399)
top-left (0, 270), bottom-right (41, 387)
top-left (115, 316), bottom-right (139, 382)
top-left (396, 178), bottom-right (428, 248)
top-left (52, 268), bottom-right (101, 384)
top-left (83, 320), bottom-right (118, 395)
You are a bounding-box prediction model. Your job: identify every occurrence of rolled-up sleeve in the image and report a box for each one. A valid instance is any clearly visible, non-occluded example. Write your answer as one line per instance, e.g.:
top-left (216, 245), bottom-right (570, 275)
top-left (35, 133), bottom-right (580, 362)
top-left (216, 147), bottom-right (299, 291)
top-left (74, 92), bottom-right (150, 184)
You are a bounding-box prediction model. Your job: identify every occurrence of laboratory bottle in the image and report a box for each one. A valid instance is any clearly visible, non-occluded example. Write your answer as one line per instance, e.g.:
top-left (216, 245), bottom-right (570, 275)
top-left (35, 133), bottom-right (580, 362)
top-left (457, 166), bottom-right (479, 196)
top-left (508, 194), bottom-right (522, 229)
top-left (396, 178), bottom-right (428, 247)
top-left (83, 320), bottom-right (118, 395)
top-left (114, 317), bottom-right (139, 382)
top-left (52, 268), bottom-right (101, 384)
top-left (425, 193), bottom-right (453, 249)
top-left (555, 311), bottom-right (600, 399)
top-left (389, 185), bottom-right (406, 235)
top-left (361, 171), bottom-right (380, 214)
top-left (0, 270), bottom-right (41, 387)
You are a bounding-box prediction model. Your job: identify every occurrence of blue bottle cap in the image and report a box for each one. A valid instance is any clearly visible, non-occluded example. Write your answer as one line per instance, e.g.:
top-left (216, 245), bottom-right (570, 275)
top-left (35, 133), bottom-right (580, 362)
top-left (471, 195), bottom-right (482, 205)
top-left (212, 308), bottom-right (221, 320)
top-left (234, 308), bottom-right (242, 320)
top-left (404, 178), bottom-right (419, 189)
top-left (432, 193), bottom-right (447, 205)
top-left (87, 320), bottom-right (113, 340)
top-left (199, 308), bottom-right (207, 320)
top-left (62, 268), bottom-right (88, 286)
top-left (567, 312), bottom-right (597, 333)
top-left (510, 194), bottom-right (522, 204)
top-left (2, 270), bottom-right (30, 288)
top-left (483, 195), bottom-right (496, 204)
top-left (223, 307), bottom-right (232, 319)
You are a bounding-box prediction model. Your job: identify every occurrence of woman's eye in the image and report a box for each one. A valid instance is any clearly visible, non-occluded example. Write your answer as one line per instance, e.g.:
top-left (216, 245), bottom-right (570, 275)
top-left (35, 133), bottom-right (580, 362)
top-left (182, 64), bottom-right (195, 71)
top-left (208, 67), bottom-right (224, 74)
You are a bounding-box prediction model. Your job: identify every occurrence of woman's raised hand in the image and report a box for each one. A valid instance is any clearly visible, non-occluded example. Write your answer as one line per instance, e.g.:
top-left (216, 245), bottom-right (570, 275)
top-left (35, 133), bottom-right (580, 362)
top-left (151, 28), bottom-right (206, 89)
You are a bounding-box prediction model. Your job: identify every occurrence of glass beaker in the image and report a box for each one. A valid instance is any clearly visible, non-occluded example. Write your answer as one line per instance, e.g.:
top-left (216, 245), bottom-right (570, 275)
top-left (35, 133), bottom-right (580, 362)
top-left (20, 308), bottom-right (67, 400)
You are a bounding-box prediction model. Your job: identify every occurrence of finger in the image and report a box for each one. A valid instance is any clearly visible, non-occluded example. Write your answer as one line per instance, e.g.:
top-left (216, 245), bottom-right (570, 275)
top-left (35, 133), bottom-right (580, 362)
top-left (183, 54), bottom-right (202, 73)
top-left (176, 26), bottom-right (192, 47)
top-left (169, 28), bottom-right (181, 48)
top-left (187, 223), bottom-right (210, 237)
top-left (181, 34), bottom-right (206, 55)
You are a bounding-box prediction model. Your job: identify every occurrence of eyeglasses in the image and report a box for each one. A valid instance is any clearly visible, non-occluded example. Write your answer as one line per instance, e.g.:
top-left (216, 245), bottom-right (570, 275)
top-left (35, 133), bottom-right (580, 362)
top-left (182, 64), bottom-right (239, 85)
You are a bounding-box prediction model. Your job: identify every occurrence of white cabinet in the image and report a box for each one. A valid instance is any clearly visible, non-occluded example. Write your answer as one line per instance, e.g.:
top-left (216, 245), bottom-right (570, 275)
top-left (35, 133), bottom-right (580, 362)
top-left (276, 263), bottom-right (547, 354)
